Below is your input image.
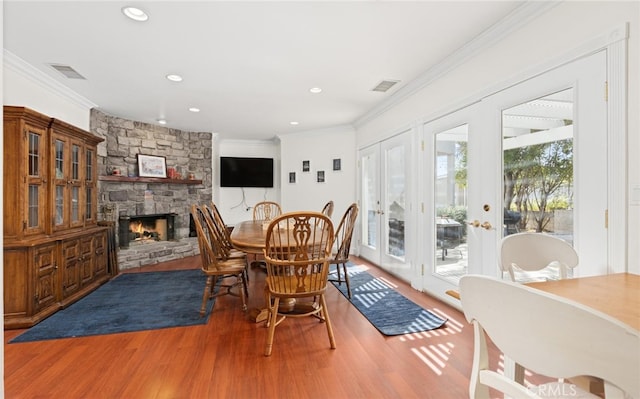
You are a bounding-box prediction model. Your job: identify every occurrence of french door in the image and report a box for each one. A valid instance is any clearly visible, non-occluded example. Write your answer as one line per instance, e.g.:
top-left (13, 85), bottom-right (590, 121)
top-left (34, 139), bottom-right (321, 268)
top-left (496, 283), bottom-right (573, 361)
top-left (358, 131), bottom-right (414, 282)
top-left (422, 51), bottom-right (608, 297)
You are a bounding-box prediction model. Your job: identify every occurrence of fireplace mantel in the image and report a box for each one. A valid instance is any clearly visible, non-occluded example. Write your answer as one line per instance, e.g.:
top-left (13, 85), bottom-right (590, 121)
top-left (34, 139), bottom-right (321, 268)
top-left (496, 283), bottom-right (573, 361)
top-left (99, 176), bottom-right (203, 185)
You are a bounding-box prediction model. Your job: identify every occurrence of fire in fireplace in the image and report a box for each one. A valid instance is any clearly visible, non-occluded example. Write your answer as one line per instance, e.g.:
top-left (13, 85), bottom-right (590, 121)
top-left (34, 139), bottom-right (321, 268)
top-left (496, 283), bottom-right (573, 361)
top-left (119, 213), bottom-right (177, 248)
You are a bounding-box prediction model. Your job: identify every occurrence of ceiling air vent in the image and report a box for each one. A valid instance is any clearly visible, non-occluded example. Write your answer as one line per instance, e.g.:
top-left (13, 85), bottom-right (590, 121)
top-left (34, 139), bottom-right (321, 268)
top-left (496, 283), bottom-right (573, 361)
top-left (48, 63), bottom-right (86, 80)
top-left (371, 79), bottom-right (400, 93)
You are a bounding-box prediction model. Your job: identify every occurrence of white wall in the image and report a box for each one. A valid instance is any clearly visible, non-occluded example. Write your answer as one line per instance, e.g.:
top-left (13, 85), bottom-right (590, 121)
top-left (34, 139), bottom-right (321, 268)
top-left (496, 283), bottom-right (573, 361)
top-left (3, 53), bottom-right (93, 130)
top-left (354, 1), bottom-right (640, 274)
top-left (279, 125), bottom-right (356, 225)
top-left (214, 138), bottom-right (281, 225)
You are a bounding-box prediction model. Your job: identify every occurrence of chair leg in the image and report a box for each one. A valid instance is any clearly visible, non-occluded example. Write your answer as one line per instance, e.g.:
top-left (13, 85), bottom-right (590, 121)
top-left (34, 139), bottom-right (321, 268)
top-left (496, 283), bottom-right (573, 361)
top-left (238, 274), bottom-right (248, 311)
top-left (342, 263), bottom-right (352, 299)
top-left (319, 294), bottom-right (336, 349)
top-left (209, 275), bottom-right (218, 297)
top-left (200, 275), bottom-right (213, 317)
top-left (265, 296), bottom-right (280, 356)
top-left (242, 271), bottom-right (250, 299)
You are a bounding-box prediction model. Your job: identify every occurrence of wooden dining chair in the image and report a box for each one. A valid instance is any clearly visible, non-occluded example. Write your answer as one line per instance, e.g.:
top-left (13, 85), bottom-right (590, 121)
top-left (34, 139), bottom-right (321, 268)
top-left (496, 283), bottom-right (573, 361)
top-left (321, 200), bottom-right (334, 218)
top-left (252, 201), bottom-right (282, 221)
top-left (191, 204), bottom-right (248, 317)
top-left (202, 203), bottom-right (250, 283)
top-left (328, 203), bottom-right (359, 298)
top-left (460, 275), bottom-right (639, 399)
top-left (203, 203), bottom-right (246, 259)
top-left (262, 211), bottom-right (335, 356)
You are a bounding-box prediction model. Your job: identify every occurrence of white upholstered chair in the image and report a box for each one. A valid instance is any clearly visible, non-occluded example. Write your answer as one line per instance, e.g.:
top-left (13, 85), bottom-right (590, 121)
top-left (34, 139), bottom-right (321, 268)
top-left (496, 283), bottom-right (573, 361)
top-left (459, 275), bottom-right (639, 399)
top-left (499, 232), bottom-right (578, 282)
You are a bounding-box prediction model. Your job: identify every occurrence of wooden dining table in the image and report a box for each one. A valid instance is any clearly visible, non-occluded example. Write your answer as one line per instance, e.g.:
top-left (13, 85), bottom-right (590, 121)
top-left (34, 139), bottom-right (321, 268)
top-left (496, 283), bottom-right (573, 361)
top-left (229, 219), bottom-right (270, 255)
top-left (526, 272), bottom-right (640, 330)
top-left (503, 272), bottom-right (640, 393)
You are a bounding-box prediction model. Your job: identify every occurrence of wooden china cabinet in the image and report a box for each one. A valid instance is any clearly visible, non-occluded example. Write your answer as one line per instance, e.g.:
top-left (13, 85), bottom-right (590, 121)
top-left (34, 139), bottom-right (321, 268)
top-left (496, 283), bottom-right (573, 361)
top-left (3, 106), bottom-right (112, 329)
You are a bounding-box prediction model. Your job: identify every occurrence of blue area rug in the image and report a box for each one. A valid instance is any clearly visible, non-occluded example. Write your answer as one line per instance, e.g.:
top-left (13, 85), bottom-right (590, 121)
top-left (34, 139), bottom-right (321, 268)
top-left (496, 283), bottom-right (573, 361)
top-left (330, 265), bottom-right (447, 336)
top-left (10, 269), bottom-right (214, 343)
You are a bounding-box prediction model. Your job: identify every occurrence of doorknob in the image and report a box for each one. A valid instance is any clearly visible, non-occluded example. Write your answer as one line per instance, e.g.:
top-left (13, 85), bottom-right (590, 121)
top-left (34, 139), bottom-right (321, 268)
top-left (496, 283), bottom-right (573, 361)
top-left (467, 220), bottom-right (492, 230)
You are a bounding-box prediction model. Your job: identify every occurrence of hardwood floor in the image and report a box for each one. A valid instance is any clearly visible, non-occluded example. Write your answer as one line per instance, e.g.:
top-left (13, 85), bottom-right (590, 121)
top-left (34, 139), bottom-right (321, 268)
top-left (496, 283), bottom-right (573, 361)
top-left (4, 256), bottom-right (486, 399)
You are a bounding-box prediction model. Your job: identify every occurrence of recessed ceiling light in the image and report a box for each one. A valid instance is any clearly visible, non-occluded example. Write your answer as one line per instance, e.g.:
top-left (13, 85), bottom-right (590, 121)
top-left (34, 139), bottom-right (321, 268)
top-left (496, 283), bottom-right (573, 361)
top-left (157, 119), bottom-right (167, 125)
top-left (166, 74), bottom-right (183, 82)
top-left (122, 6), bottom-right (148, 22)
top-left (309, 87), bottom-right (322, 94)
top-left (188, 107), bottom-right (200, 113)
top-left (290, 121), bottom-right (299, 126)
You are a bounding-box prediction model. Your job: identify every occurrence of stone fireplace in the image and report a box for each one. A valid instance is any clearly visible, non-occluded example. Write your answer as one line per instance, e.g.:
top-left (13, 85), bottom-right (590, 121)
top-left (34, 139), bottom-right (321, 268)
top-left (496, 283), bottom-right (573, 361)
top-left (91, 109), bottom-right (212, 270)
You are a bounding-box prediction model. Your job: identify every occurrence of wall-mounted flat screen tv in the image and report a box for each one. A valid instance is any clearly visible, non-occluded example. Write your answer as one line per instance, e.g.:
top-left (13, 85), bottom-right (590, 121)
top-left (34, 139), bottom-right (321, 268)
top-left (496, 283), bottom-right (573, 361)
top-left (220, 157), bottom-right (274, 188)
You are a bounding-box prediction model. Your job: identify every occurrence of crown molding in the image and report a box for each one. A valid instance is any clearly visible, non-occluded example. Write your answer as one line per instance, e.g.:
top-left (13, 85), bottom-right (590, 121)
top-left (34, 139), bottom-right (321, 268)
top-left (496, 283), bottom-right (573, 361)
top-left (217, 137), bottom-right (280, 146)
top-left (3, 49), bottom-right (97, 110)
top-left (277, 123), bottom-right (355, 140)
top-left (353, 1), bottom-right (560, 128)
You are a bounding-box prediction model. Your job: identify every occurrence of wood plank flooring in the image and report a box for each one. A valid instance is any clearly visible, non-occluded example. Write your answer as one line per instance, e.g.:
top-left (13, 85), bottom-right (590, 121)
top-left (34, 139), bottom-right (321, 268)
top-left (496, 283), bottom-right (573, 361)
top-left (4, 256), bottom-right (489, 399)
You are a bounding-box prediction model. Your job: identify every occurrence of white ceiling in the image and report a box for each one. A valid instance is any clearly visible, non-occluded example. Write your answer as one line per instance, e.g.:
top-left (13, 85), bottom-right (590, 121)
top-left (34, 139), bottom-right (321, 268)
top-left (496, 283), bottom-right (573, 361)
top-left (3, 1), bottom-right (525, 141)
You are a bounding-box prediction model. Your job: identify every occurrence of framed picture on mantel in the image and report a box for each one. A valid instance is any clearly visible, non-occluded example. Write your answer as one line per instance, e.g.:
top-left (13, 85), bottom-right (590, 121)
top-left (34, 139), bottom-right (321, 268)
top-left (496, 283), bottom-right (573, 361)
top-left (137, 154), bottom-right (167, 178)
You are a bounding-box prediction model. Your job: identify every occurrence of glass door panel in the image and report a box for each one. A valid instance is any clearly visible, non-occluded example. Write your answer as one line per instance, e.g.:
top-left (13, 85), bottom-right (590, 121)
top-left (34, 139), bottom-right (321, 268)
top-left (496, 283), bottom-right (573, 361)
top-left (502, 89), bottom-right (575, 282)
top-left (434, 124), bottom-right (468, 285)
top-left (360, 145), bottom-right (379, 262)
top-left (384, 144), bottom-right (406, 260)
top-left (359, 131), bottom-right (413, 282)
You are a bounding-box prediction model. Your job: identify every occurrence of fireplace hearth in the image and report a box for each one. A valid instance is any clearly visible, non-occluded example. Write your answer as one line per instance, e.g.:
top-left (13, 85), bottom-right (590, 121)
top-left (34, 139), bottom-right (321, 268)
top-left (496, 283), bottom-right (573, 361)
top-left (119, 213), bottom-right (177, 248)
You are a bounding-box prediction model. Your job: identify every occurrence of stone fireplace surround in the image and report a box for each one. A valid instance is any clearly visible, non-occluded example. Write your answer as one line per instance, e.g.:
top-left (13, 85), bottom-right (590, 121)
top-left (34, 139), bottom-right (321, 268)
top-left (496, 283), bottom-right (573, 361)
top-left (91, 109), bottom-right (212, 270)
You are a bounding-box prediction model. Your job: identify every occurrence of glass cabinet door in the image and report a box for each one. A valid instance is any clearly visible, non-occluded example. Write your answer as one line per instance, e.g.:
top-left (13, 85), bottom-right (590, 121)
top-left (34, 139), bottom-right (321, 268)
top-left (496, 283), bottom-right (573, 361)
top-left (69, 142), bottom-right (83, 227)
top-left (52, 133), bottom-right (91, 231)
top-left (85, 148), bottom-right (97, 223)
top-left (53, 137), bottom-right (69, 230)
top-left (26, 129), bottom-right (48, 235)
